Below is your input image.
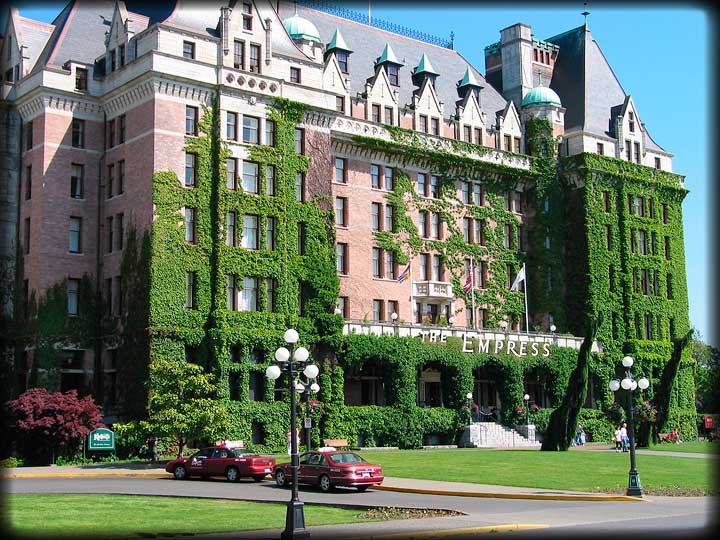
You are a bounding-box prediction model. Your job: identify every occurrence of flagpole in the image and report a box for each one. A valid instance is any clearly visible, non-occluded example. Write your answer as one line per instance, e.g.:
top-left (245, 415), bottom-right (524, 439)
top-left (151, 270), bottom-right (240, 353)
top-left (471, 256), bottom-right (476, 330)
top-left (523, 263), bottom-right (529, 335)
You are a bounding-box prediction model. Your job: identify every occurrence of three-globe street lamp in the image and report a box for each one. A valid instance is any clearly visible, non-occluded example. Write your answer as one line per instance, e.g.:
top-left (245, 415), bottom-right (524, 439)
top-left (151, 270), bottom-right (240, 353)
top-left (523, 393), bottom-right (530, 426)
top-left (466, 392), bottom-right (473, 423)
top-left (297, 373), bottom-right (320, 452)
top-left (609, 355), bottom-right (650, 497)
top-left (265, 329), bottom-right (319, 540)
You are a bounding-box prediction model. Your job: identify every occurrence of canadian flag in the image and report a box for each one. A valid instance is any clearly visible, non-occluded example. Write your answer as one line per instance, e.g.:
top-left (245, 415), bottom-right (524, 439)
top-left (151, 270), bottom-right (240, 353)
top-left (463, 271), bottom-right (474, 293)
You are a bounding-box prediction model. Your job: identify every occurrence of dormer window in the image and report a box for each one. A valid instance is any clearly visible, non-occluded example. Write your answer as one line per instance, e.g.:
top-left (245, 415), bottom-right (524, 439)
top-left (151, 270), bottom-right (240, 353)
top-left (387, 64), bottom-right (399, 86)
top-left (249, 44), bottom-right (261, 73)
top-left (110, 49), bottom-right (116, 71)
top-left (629, 112), bottom-right (635, 133)
top-left (242, 2), bottom-right (253, 31)
top-left (75, 68), bottom-right (88, 91)
top-left (119, 45), bottom-right (125, 67)
top-left (183, 41), bottom-right (195, 60)
top-left (336, 51), bottom-right (349, 73)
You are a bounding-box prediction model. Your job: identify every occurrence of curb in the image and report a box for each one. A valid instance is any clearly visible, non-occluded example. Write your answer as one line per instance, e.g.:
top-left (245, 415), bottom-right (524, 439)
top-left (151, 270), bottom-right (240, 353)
top-left (354, 523), bottom-right (550, 539)
top-left (1, 471), bottom-right (168, 479)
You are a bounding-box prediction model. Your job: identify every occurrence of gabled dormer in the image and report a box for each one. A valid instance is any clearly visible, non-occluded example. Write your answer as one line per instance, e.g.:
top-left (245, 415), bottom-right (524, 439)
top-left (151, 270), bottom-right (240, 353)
top-left (1, 8), bottom-right (23, 89)
top-left (324, 29), bottom-right (352, 77)
top-left (612, 96), bottom-right (644, 164)
top-left (374, 43), bottom-right (403, 88)
top-left (496, 100), bottom-right (523, 153)
top-left (322, 48), bottom-right (350, 113)
top-left (411, 77), bottom-right (444, 136)
top-left (454, 67), bottom-right (486, 143)
top-left (105, 1), bottom-right (132, 74)
top-left (411, 53), bottom-right (438, 90)
top-left (363, 44), bottom-right (401, 125)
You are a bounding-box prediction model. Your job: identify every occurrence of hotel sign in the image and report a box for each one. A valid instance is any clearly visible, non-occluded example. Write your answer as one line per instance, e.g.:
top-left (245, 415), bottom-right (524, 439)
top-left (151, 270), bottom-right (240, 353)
top-left (88, 428), bottom-right (115, 451)
top-left (417, 331), bottom-right (551, 357)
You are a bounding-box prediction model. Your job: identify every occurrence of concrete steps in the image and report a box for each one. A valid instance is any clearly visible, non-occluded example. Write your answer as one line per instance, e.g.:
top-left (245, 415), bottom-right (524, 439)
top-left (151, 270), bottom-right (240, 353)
top-left (460, 421), bottom-right (540, 448)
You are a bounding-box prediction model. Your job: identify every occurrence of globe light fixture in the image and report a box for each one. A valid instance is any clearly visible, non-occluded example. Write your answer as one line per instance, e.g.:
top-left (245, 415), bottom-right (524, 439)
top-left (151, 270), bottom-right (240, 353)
top-left (391, 312), bottom-right (398, 321)
top-left (499, 320), bottom-right (508, 330)
top-left (303, 364), bottom-right (319, 379)
top-left (466, 392), bottom-right (473, 400)
top-left (294, 346), bottom-right (309, 363)
top-left (550, 324), bottom-right (557, 333)
top-left (266, 364), bottom-right (281, 380)
top-left (608, 354), bottom-right (646, 497)
top-left (523, 393), bottom-right (530, 425)
top-left (275, 347), bottom-right (290, 363)
top-left (334, 307), bottom-right (342, 315)
top-left (310, 383), bottom-right (320, 393)
top-left (284, 328), bottom-right (299, 344)
top-left (448, 316), bottom-right (456, 326)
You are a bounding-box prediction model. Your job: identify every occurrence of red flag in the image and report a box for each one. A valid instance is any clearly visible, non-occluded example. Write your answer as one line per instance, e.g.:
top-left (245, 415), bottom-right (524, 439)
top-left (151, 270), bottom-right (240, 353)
top-left (463, 271), bottom-right (474, 293)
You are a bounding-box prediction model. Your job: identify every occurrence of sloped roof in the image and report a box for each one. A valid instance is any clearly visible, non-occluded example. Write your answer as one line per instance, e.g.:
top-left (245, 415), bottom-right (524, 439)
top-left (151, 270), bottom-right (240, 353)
top-left (16, 16), bottom-right (54, 73)
top-left (546, 25), bottom-right (664, 152)
top-left (279, 1), bottom-right (507, 121)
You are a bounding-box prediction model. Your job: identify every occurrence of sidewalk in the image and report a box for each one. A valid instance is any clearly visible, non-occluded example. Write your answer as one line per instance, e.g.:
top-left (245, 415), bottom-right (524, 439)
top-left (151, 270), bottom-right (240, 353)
top-left (1, 462), bottom-right (643, 502)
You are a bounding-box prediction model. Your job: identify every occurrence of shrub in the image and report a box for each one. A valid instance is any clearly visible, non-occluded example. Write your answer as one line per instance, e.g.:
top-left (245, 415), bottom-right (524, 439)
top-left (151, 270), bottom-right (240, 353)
top-left (0, 457), bottom-right (24, 468)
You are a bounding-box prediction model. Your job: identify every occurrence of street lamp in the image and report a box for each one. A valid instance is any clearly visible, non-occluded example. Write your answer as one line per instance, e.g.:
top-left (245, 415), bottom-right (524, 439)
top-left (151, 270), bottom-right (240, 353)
top-left (265, 328), bottom-right (319, 539)
top-left (523, 393), bottom-right (530, 426)
top-left (550, 324), bottom-right (557, 333)
top-left (466, 391), bottom-right (473, 423)
top-left (499, 319), bottom-right (508, 332)
top-left (297, 365), bottom-right (320, 452)
top-left (390, 311), bottom-right (398, 335)
top-left (609, 355), bottom-right (650, 497)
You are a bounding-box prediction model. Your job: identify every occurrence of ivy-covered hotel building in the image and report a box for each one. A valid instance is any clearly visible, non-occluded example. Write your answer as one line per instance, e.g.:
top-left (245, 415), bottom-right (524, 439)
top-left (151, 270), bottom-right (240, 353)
top-left (0, 0), bottom-right (694, 449)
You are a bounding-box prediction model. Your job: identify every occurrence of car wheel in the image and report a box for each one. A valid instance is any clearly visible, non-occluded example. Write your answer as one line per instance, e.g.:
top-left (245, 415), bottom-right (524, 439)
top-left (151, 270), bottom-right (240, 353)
top-left (226, 466), bottom-right (239, 482)
top-left (173, 465), bottom-right (187, 480)
top-left (356, 485), bottom-right (370, 492)
top-left (318, 474), bottom-right (332, 493)
top-left (252, 474), bottom-right (266, 482)
top-left (275, 469), bottom-right (287, 487)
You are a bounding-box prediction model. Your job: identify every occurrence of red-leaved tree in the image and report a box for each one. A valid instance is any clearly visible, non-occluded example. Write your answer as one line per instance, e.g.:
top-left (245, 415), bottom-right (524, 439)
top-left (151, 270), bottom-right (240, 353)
top-left (8, 388), bottom-right (103, 465)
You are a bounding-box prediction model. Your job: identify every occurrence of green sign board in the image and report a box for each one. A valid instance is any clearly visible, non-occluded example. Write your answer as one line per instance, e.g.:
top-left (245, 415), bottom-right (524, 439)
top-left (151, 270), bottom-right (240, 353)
top-left (88, 428), bottom-right (115, 451)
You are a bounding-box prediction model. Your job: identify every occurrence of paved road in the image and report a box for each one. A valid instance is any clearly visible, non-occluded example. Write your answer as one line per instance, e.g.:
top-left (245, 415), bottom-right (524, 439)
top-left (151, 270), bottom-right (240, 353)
top-left (6, 474), bottom-right (715, 540)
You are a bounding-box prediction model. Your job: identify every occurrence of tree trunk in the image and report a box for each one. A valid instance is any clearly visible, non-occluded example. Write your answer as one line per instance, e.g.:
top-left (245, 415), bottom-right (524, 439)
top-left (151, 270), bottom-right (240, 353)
top-left (541, 313), bottom-right (603, 451)
top-left (652, 330), bottom-right (693, 443)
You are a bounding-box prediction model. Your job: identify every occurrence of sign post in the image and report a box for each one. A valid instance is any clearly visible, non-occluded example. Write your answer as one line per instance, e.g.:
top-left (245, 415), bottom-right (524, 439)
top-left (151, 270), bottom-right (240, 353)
top-left (88, 428), bottom-right (115, 451)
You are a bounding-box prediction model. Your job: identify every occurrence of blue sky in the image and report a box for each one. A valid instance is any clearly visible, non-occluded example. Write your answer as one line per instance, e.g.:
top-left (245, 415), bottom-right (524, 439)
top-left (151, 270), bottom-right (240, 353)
top-left (5, 2), bottom-right (713, 345)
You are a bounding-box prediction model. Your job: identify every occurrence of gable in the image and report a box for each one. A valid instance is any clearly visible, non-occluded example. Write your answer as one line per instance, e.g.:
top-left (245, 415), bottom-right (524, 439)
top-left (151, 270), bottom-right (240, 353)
top-left (322, 52), bottom-right (348, 94)
top-left (367, 67), bottom-right (397, 104)
top-left (413, 78), bottom-right (442, 116)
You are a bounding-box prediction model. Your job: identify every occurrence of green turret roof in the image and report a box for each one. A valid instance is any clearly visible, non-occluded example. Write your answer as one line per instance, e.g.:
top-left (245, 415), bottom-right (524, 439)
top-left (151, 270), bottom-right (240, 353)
top-left (283, 13), bottom-right (321, 43)
top-left (326, 28), bottom-right (352, 54)
top-left (375, 43), bottom-right (403, 66)
top-left (521, 85), bottom-right (562, 108)
top-left (457, 67), bottom-right (483, 89)
top-left (413, 53), bottom-right (438, 76)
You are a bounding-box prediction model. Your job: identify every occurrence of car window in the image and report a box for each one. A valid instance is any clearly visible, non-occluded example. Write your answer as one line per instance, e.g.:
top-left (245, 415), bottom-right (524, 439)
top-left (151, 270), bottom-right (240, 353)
top-left (299, 454), bottom-right (311, 465)
top-left (231, 450), bottom-right (255, 458)
top-left (193, 449), bottom-right (212, 459)
top-left (329, 452), bottom-right (364, 464)
top-left (317, 455), bottom-right (328, 467)
top-left (212, 449), bottom-right (228, 458)
top-left (307, 454), bottom-right (321, 465)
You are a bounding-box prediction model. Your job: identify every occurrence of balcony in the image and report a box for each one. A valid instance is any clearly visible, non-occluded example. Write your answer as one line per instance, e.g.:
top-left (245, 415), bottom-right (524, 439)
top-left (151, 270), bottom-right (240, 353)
top-left (412, 280), bottom-right (453, 300)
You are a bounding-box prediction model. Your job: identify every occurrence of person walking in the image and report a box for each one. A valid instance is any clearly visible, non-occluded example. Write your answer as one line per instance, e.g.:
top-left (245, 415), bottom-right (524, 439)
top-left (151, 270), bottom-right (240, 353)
top-left (614, 425), bottom-right (622, 452)
top-left (620, 422), bottom-right (629, 452)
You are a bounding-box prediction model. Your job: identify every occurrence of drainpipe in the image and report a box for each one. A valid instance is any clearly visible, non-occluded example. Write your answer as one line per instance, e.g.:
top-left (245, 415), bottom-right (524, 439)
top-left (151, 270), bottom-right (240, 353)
top-left (93, 109), bottom-right (106, 410)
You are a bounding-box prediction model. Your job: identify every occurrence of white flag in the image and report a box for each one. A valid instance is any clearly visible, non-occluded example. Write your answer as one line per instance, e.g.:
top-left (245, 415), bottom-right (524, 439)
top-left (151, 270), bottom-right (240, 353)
top-left (510, 264), bottom-right (526, 291)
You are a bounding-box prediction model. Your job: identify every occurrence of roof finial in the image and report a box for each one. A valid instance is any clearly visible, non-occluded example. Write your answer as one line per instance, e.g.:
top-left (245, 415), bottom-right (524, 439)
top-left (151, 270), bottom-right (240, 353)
top-left (582, 1), bottom-right (590, 29)
top-left (368, 0), bottom-right (371, 25)
top-left (293, 1), bottom-right (298, 16)
top-left (450, 31), bottom-right (455, 50)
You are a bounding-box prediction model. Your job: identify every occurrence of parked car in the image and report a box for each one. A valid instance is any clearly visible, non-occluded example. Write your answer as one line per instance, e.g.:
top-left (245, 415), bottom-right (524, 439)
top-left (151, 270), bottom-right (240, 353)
top-left (166, 446), bottom-right (275, 482)
top-left (274, 450), bottom-right (384, 492)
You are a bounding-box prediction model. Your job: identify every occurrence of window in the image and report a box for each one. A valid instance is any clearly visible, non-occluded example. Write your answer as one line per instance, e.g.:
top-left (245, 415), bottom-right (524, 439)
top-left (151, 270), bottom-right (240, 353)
top-left (183, 41), bottom-right (195, 59)
top-left (71, 119), bottom-right (84, 148)
top-left (25, 166), bottom-right (31, 200)
top-left (118, 115), bottom-right (126, 143)
top-left (384, 106), bottom-right (393, 125)
top-left (513, 191), bottom-right (523, 213)
top-left (67, 278), bottom-right (80, 316)
top-left (295, 173), bottom-right (305, 202)
top-left (226, 158), bottom-right (237, 190)
top-left (185, 153), bottom-right (197, 187)
top-left (266, 278), bottom-right (276, 312)
top-left (507, 264), bottom-right (515, 289)
top-left (597, 142), bottom-right (604, 155)
top-left (242, 161), bottom-right (259, 193)
top-left (372, 247), bottom-right (382, 278)
top-left (186, 106), bottom-right (198, 135)
top-left (370, 164), bottom-right (381, 189)
top-left (545, 227), bottom-right (551, 249)
top-left (644, 313), bottom-right (653, 340)
top-left (371, 104), bottom-right (381, 123)
top-left (385, 205), bottom-right (395, 232)
top-left (297, 222), bottom-right (306, 254)
top-left (266, 216), bottom-right (277, 250)
top-left (625, 140), bottom-right (631, 161)
top-left (69, 217), bottom-right (82, 253)
top-left (419, 211), bottom-right (428, 238)
top-left (227, 112), bottom-right (237, 140)
top-left (463, 125), bottom-right (471, 142)
top-left (242, 277), bottom-right (258, 311)
top-left (242, 215), bottom-right (259, 249)
top-left (472, 183), bottom-right (483, 206)
top-left (387, 64), bottom-right (399, 86)
top-left (388, 300), bottom-right (399, 320)
top-left (227, 275), bottom-right (238, 310)
top-left (226, 211), bottom-right (237, 246)
top-left (385, 250), bottom-right (396, 279)
top-left (242, 115), bottom-right (259, 144)
top-left (249, 44), bottom-right (260, 73)
top-left (662, 204), bottom-right (669, 224)
top-left (666, 274), bottom-right (673, 299)
top-left (106, 216), bottom-right (114, 253)
top-left (513, 137), bottom-right (521, 154)
top-left (505, 192), bottom-right (512, 211)
top-left (385, 167), bottom-right (394, 190)
top-left (185, 208), bottom-right (196, 244)
top-left (609, 265), bottom-right (615, 291)
top-left (105, 278), bottom-right (112, 315)
top-left (641, 268), bottom-right (649, 295)
top-left (651, 232), bottom-right (658, 255)
top-left (335, 197), bottom-right (347, 227)
top-left (474, 128), bottom-right (482, 145)
top-left (336, 51), bottom-right (349, 73)
top-left (602, 191), bottom-right (610, 213)
top-left (371, 202), bottom-right (381, 231)
top-left (504, 224), bottom-right (513, 249)
top-left (655, 157), bottom-right (661, 170)
top-left (335, 158), bottom-right (346, 183)
top-left (430, 118), bottom-right (439, 136)
top-left (116, 213), bottom-right (124, 250)
top-left (337, 296), bottom-right (348, 317)
top-left (419, 115), bottom-right (428, 133)
top-left (233, 39), bottom-right (244, 69)
top-left (117, 160), bottom-right (125, 194)
top-left (265, 120), bottom-right (275, 146)
top-left (634, 142), bottom-right (641, 164)
top-left (417, 173), bottom-right (427, 196)
top-left (664, 236), bottom-right (671, 260)
top-left (518, 225), bottom-right (526, 252)
top-left (294, 128), bottom-right (304, 154)
top-left (432, 254), bottom-right (442, 281)
top-left (461, 182), bottom-right (470, 204)
top-left (185, 272), bottom-right (197, 309)
top-left (430, 175), bottom-right (440, 198)
top-left (266, 165), bottom-right (276, 195)
top-left (110, 48), bottom-right (116, 72)
top-left (290, 67), bottom-right (301, 84)
top-left (242, 1), bottom-right (253, 29)
top-left (70, 164), bottom-right (83, 199)
top-left (419, 253), bottom-right (430, 281)
top-left (373, 299), bottom-right (384, 322)
top-left (75, 68), bottom-right (88, 91)
top-left (503, 134), bottom-right (511, 151)
top-left (336, 243), bottom-right (348, 274)
top-left (108, 119), bottom-right (115, 148)
top-left (648, 198), bottom-right (655, 219)
top-left (25, 121), bottom-right (33, 151)
top-left (431, 212), bottom-right (441, 239)
top-left (605, 224), bottom-right (612, 250)
top-left (637, 230), bottom-right (648, 255)
top-left (628, 111), bottom-right (635, 133)
top-left (476, 219), bottom-right (486, 246)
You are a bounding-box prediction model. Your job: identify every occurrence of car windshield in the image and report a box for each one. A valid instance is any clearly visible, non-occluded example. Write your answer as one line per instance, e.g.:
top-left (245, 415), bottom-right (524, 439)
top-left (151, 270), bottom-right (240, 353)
top-left (329, 452), bottom-right (365, 464)
top-left (229, 450), bottom-right (256, 457)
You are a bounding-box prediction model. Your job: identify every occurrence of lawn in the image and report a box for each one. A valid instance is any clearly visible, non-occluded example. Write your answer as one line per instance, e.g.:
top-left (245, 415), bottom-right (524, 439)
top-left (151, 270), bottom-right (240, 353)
top-left (354, 448), bottom-right (717, 494)
top-left (647, 440), bottom-right (720, 454)
top-left (5, 494), bottom-right (387, 539)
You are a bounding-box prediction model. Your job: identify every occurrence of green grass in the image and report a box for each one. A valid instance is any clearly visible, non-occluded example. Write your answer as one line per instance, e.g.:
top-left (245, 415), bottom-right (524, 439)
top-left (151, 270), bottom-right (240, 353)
top-left (647, 440), bottom-right (720, 454)
top-left (354, 448), bottom-right (717, 494)
top-left (5, 494), bottom-right (382, 539)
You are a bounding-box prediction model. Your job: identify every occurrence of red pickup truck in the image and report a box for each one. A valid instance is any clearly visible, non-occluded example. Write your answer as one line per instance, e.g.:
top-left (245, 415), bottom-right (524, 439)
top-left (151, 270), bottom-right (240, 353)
top-left (166, 446), bottom-right (275, 482)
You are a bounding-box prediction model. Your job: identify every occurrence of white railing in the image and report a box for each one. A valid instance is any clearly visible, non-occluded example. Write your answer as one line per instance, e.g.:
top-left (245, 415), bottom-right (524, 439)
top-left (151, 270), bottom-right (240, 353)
top-left (412, 280), bottom-right (453, 299)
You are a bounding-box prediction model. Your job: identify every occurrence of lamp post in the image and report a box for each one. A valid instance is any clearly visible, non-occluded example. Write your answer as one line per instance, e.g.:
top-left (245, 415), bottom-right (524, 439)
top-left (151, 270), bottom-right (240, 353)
top-left (297, 371), bottom-right (320, 452)
top-left (391, 311), bottom-right (398, 335)
top-left (609, 355), bottom-right (650, 497)
top-left (466, 391), bottom-right (473, 422)
top-left (523, 393), bottom-right (530, 426)
top-left (265, 328), bottom-right (319, 539)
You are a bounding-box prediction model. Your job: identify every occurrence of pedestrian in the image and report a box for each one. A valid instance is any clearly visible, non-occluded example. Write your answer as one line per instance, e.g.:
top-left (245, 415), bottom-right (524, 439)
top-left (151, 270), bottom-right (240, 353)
top-left (620, 422), bottom-right (629, 452)
top-left (579, 427), bottom-right (586, 446)
top-left (574, 424), bottom-right (584, 446)
top-left (146, 435), bottom-right (159, 462)
top-left (614, 425), bottom-right (622, 452)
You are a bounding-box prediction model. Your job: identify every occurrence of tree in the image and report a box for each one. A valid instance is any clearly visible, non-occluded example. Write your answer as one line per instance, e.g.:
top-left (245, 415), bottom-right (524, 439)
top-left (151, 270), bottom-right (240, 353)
top-left (652, 330), bottom-right (693, 443)
top-left (541, 312), bottom-right (603, 451)
top-left (146, 358), bottom-right (229, 457)
top-left (7, 388), bottom-right (103, 465)
top-left (693, 337), bottom-right (720, 413)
